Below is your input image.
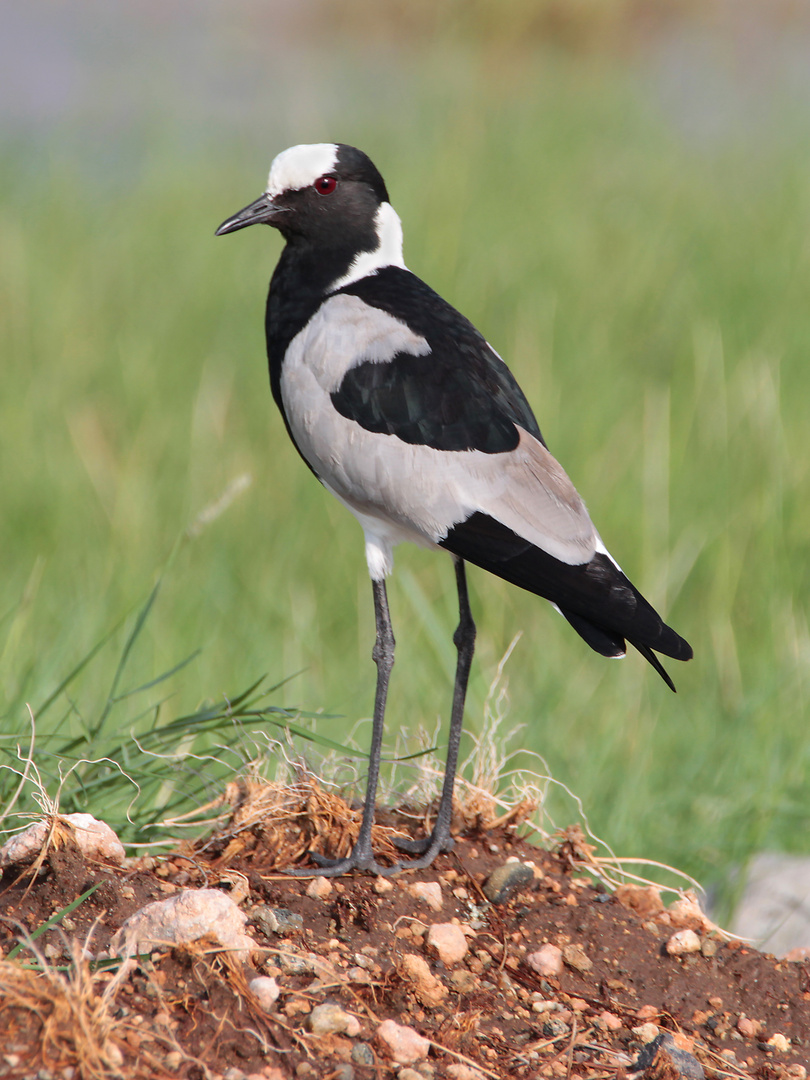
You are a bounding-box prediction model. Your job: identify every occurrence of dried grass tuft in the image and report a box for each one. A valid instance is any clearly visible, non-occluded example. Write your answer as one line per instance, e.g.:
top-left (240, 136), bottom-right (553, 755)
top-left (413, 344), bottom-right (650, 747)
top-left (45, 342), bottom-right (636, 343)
top-left (192, 774), bottom-right (405, 871)
top-left (0, 935), bottom-right (128, 1079)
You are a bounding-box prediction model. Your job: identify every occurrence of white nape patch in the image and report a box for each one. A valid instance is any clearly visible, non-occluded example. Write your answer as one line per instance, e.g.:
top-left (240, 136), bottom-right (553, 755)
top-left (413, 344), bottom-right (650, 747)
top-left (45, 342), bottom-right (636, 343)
top-left (266, 143), bottom-right (338, 196)
top-left (329, 202), bottom-right (407, 291)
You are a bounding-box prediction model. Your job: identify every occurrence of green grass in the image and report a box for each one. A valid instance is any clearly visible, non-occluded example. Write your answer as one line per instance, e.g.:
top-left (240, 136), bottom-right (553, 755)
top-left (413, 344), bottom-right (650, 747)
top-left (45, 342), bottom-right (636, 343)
top-left (2, 45), bottom-right (810, 910)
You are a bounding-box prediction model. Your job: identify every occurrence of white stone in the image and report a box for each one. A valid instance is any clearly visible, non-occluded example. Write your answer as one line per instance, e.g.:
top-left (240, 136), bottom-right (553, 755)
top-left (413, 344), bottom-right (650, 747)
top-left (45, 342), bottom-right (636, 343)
top-left (249, 976), bottom-right (280, 1012)
top-left (525, 943), bottom-right (563, 977)
top-left (306, 876), bottom-right (333, 900)
top-left (426, 923), bottom-right (469, 966)
top-left (665, 929), bottom-right (702, 956)
top-left (307, 1003), bottom-right (361, 1037)
top-left (0, 813), bottom-right (125, 867)
top-left (110, 889), bottom-right (257, 962)
top-left (375, 1019), bottom-right (431, 1064)
top-left (408, 881), bottom-right (443, 912)
top-left (398, 953), bottom-right (447, 1007)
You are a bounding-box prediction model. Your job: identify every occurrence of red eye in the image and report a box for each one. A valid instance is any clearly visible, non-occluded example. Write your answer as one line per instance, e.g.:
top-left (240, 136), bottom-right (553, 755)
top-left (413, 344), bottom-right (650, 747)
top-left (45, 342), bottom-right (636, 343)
top-left (314, 175), bottom-right (337, 196)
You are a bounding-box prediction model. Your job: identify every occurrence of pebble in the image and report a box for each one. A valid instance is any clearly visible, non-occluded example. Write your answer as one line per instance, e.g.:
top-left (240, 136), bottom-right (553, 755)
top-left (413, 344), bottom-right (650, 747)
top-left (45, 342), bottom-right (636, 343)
top-left (373, 877), bottom-right (394, 895)
top-left (375, 1019), bottom-right (431, 1064)
top-left (736, 1014), bottom-right (761, 1037)
top-left (632, 1022), bottom-right (660, 1043)
top-left (305, 876), bottom-right (332, 900)
top-left (614, 883), bottom-right (665, 918)
top-left (542, 1016), bottom-right (570, 1039)
top-left (450, 969), bottom-right (477, 993)
top-left (110, 889), bottom-right (257, 962)
top-left (525, 943), bottom-right (563, 978)
top-left (633, 1033), bottom-right (704, 1080)
top-left (426, 922), bottom-right (468, 965)
top-left (398, 953), bottom-right (448, 1007)
top-left (252, 906), bottom-right (304, 936)
top-left (248, 976), bottom-right (280, 1012)
top-left (766, 1033), bottom-right (791, 1052)
top-left (483, 862), bottom-right (533, 904)
top-left (277, 950), bottom-right (314, 975)
top-left (0, 813), bottom-right (125, 867)
top-left (408, 881), bottom-right (443, 912)
top-left (665, 929), bottom-right (702, 956)
top-left (597, 1010), bottom-right (623, 1031)
top-left (446, 1065), bottom-right (486, 1080)
top-left (562, 942), bottom-right (592, 973)
top-left (331, 1066), bottom-right (354, 1080)
top-left (350, 1042), bottom-right (375, 1066)
top-left (307, 1003), bottom-right (360, 1036)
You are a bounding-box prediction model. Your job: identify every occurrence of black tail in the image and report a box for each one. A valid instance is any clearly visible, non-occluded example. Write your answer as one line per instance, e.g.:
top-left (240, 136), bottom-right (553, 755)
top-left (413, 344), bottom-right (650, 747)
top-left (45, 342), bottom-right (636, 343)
top-left (440, 512), bottom-right (692, 691)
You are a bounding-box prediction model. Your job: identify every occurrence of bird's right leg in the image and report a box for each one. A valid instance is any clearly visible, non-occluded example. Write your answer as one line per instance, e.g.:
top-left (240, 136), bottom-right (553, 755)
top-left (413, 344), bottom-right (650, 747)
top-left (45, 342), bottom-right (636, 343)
top-left (287, 577), bottom-right (397, 877)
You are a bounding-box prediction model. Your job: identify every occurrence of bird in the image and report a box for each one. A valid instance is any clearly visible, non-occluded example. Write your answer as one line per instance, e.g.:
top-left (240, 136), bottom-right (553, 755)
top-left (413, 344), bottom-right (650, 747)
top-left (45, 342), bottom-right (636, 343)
top-left (215, 142), bottom-right (693, 876)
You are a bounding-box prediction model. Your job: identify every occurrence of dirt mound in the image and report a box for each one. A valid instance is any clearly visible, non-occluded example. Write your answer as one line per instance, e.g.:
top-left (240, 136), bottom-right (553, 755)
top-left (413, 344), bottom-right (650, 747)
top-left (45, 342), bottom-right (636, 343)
top-left (1, 790), bottom-right (809, 1078)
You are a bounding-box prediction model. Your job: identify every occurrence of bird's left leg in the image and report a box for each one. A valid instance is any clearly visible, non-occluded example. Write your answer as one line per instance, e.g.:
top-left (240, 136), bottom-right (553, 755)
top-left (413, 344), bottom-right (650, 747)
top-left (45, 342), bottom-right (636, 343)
top-left (287, 577), bottom-right (398, 877)
top-left (395, 556), bottom-right (476, 866)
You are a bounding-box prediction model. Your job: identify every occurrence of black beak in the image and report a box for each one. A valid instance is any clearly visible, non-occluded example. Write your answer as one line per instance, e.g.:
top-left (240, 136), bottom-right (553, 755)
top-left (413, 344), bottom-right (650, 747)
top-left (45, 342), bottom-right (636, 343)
top-left (215, 193), bottom-right (286, 236)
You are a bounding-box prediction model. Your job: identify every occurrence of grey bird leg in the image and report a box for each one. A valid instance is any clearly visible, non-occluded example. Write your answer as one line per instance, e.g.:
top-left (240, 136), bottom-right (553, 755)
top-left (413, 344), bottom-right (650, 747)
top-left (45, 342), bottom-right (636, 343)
top-left (394, 556), bottom-right (476, 867)
top-left (289, 577), bottom-right (397, 876)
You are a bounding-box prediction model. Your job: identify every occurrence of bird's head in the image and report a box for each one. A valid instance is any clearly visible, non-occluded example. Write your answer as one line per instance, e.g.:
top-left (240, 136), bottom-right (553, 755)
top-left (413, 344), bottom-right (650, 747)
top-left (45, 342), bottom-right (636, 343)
top-left (215, 143), bottom-right (390, 240)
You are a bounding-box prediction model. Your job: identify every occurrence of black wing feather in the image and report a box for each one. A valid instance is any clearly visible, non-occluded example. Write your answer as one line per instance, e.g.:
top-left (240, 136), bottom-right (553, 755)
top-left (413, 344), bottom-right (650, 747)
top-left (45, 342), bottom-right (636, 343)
top-left (333, 268), bottom-right (544, 454)
top-left (440, 512), bottom-right (692, 688)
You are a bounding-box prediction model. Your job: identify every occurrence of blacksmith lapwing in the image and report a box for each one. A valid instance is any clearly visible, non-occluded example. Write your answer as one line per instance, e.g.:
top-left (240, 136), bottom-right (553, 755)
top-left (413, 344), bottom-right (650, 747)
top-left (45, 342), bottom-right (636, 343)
top-left (216, 142), bottom-right (692, 876)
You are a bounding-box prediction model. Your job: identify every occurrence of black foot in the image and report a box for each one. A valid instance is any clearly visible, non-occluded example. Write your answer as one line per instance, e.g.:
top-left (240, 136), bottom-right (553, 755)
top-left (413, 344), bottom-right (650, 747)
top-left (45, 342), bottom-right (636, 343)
top-left (394, 832), bottom-right (455, 858)
top-left (285, 846), bottom-right (400, 878)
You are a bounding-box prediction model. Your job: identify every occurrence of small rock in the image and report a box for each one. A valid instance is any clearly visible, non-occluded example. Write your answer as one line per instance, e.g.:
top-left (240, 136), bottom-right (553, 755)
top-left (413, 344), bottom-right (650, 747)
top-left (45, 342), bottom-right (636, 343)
top-left (633, 1022), bottom-right (660, 1043)
top-left (305, 876), bottom-right (333, 900)
top-left (398, 953), bottom-right (448, 1007)
top-left (542, 1016), bottom-right (570, 1038)
top-left (408, 881), bottom-right (443, 912)
top-left (446, 1065), bottom-right (486, 1080)
top-left (350, 1042), bottom-right (375, 1066)
top-left (614, 883), bottom-right (665, 919)
top-left (375, 1019), bottom-right (430, 1064)
top-left (667, 890), bottom-right (717, 933)
top-left (277, 949), bottom-right (313, 975)
top-left (598, 1010), bottom-right (623, 1031)
top-left (223, 1069), bottom-right (247, 1080)
top-left (374, 877), bottom-right (394, 895)
top-left (766, 1033), bottom-right (791, 1052)
top-left (331, 1068), bottom-right (353, 1080)
top-left (426, 923), bottom-right (468, 966)
top-left (736, 1014), bottom-right (761, 1038)
top-left (525, 943), bottom-right (563, 978)
top-left (307, 1003), bottom-right (360, 1037)
top-left (633, 1032), bottom-right (704, 1080)
top-left (252, 906), bottom-right (303, 936)
top-left (110, 889), bottom-right (257, 962)
top-left (532, 999), bottom-right (562, 1014)
top-left (248, 976), bottom-right (280, 1012)
top-left (636, 1004), bottom-right (659, 1021)
top-left (450, 969), bottom-right (477, 993)
top-left (398, 1071), bottom-right (423, 1080)
top-left (666, 929), bottom-right (702, 956)
top-left (562, 942), bottom-right (592, 973)
top-left (786, 1067), bottom-right (807, 1080)
top-left (0, 813), bottom-right (125, 867)
top-left (483, 862), bottom-right (533, 904)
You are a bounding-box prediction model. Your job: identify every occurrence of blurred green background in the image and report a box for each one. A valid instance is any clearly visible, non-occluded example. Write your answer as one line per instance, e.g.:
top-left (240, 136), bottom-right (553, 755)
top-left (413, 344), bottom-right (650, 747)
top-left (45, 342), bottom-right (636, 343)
top-left (2, 0), bottom-right (809, 910)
